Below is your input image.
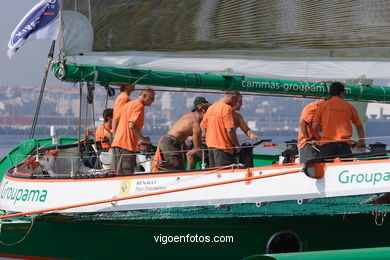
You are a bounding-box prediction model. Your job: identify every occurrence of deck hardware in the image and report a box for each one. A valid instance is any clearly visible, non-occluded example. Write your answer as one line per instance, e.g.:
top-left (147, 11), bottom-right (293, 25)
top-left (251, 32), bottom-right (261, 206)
top-left (246, 168), bottom-right (253, 185)
top-left (110, 196), bottom-right (118, 207)
top-left (70, 158), bottom-right (74, 176)
top-left (373, 208), bottom-right (387, 226)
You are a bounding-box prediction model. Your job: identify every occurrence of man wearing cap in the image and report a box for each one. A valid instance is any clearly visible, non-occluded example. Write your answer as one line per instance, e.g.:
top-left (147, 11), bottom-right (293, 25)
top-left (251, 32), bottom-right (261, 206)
top-left (95, 108), bottom-right (114, 151)
top-left (112, 84), bottom-right (135, 134)
top-left (191, 96), bottom-right (208, 113)
top-left (201, 91), bottom-right (240, 167)
top-left (111, 86), bottom-right (155, 174)
top-left (152, 101), bottom-right (211, 172)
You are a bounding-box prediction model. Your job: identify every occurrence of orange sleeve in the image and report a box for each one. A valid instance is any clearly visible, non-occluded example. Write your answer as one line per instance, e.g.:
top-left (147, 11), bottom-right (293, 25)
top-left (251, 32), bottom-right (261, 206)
top-left (113, 94), bottom-right (129, 121)
top-left (129, 102), bottom-right (143, 124)
top-left (200, 112), bottom-right (208, 129)
top-left (312, 104), bottom-right (322, 123)
top-left (350, 104), bottom-right (362, 127)
top-left (300, 104), bottom-right (315, 123)
top-left (95, 125), bottom-right (104, 142)
top-left (222, 106), bottom-right (235, 129)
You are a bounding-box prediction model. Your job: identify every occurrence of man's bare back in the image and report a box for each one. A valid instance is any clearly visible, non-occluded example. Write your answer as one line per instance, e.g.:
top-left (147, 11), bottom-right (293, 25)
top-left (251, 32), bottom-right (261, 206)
top-left (153, 104), bottom-right (209, 171)
top-left (167, 113), bottom-right (202, 144)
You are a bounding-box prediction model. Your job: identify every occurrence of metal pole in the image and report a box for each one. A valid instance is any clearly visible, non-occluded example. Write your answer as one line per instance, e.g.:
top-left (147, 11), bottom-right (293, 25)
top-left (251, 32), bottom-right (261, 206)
top-left (78, 82), bottom-right (83, 152)
top-left (29, 40), bottom-right (56, 139)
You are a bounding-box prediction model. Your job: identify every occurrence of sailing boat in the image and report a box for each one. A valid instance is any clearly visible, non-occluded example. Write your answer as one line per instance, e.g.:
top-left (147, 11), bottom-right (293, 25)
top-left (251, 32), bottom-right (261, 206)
top-left (1, 1), bottom-right (390, 259)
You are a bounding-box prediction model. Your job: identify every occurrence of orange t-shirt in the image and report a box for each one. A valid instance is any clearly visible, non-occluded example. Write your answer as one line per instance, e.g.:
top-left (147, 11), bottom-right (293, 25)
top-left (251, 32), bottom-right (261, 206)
top-left (113, 92), bottom-right (130, 123)
top-left (95, 123), bottom-right (112, 148)
top-left (200, 100), bottom-right (236, 154)
top-left (313, 97), bottom-right (362, 145)
top-left (298, 101), bottom-right (320, 148)
top-left (112, 99), bottom-right (144, 152)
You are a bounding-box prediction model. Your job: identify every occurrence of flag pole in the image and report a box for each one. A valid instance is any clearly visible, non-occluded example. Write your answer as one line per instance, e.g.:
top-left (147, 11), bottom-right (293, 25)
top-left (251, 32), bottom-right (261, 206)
top-left (29, 40), bottom-right (56, 139)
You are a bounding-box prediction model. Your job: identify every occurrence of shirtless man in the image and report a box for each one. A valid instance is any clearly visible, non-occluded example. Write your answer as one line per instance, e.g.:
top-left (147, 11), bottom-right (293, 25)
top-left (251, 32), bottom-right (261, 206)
top-left (233, 94), bottom-right (258, 141)
top-left (153, 103), bottom-right (210, 171)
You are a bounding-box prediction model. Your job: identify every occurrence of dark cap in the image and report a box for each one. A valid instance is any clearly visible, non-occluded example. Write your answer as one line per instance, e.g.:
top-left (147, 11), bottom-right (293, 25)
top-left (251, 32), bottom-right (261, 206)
top-left (103, 108), bottom-right (113, 118)
top-left (191, 96), bottom-right (208, 112)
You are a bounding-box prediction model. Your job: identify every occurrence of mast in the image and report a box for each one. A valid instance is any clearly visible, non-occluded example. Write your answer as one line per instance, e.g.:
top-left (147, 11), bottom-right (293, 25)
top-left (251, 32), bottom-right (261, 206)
top-left (54, 63), bottom-right (390, 103)
top-left (30, 40), bottom-right (56, 139)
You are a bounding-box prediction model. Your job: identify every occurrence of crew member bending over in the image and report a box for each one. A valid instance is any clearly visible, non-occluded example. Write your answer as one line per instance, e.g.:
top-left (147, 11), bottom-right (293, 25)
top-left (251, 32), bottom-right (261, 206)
top-left (152, 102), bottom-right (210, 171)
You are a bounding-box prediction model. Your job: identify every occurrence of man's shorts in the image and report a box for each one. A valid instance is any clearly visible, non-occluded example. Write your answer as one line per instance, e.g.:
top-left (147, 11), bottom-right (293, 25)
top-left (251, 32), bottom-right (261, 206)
top-left (209, 148), bottom-right (235, 167)
top-left (319, 142), bottom-right (351, 157)
top-left (160, 135), bottom-right (185, 171)
top-left (299, 144), bottom-right (319, 164)
top-left (111, 147), bottom-right (136, 174)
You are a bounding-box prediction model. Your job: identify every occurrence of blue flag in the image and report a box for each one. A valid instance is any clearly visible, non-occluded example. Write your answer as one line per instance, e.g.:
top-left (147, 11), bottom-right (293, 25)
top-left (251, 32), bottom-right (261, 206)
top-left (7, 0), bottom-right (60, 58)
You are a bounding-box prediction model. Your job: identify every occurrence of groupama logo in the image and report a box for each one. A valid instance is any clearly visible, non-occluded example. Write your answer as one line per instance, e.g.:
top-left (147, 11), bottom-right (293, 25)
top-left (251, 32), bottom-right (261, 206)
top-left (338, 170), bottom-right (390, 186)
top-left (0, 182), bottom-right (47, 204)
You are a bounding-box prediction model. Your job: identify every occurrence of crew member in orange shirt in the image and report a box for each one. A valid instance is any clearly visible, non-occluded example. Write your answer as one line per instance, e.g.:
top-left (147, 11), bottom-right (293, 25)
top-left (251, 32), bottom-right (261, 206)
top-left (95, 108), bottom-right (113, 151)
top-left (200, 91), bottom-right (240, 167)
top-left (112, 84), bottom-right (135, 134)
top-left (298, 97), bottom-right (324, 163)
top-left (313, 82), bottom-right (365, 156)
top-left (111, 86), bottom-right (155, 174)
top-left (233, 94), bottom-right (258, 141)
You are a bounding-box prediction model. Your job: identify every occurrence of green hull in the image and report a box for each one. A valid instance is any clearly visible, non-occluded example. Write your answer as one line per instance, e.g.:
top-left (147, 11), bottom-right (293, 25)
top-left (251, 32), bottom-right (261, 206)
top-left (0, 212), bottom-right (389, 259)
top-left (245, 247), bottom-right (390, 260)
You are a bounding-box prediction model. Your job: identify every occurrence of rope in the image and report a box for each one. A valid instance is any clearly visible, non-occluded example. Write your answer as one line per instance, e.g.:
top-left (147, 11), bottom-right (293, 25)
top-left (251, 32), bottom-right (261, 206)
top-left (0, 216), bottom-right (35, 246)
top-left (13, 134), bottom-right (390, 173)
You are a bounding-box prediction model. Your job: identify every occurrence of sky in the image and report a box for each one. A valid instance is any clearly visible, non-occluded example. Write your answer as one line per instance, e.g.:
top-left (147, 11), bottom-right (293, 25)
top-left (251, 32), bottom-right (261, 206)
top-left (0, 1), bottom-right (58, 86)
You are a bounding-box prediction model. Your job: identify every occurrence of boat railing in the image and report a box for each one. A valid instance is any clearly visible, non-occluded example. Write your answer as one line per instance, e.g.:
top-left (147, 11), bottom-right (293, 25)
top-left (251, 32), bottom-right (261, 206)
top-left (10, 140), bottom-right (274, 178)
top-left (303, 150), bottom-right (390, 178)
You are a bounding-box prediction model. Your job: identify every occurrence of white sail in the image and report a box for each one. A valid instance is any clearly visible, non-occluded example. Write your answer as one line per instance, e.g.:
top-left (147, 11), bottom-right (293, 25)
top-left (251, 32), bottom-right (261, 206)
top-left (59, 0), bottom-right (390, 81)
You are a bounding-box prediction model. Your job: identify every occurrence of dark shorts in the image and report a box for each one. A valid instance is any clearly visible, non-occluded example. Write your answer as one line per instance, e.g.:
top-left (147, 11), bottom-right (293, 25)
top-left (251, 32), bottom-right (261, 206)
top-left (299, 144), bottom-right (319, 164)
top-left (111, 147), bottom-right (136, 174)
top-left (319, 142), bottom-right (351, 157)
top-left (159, 135), bottom-right (185, 171)
top-left (209, 148), bottom-right (235, 167)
